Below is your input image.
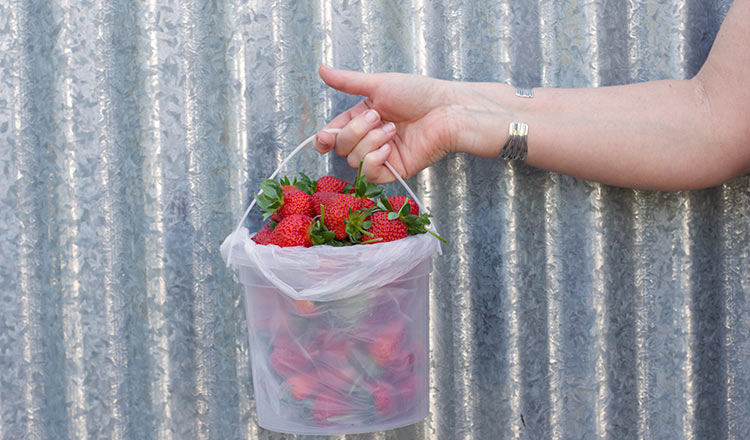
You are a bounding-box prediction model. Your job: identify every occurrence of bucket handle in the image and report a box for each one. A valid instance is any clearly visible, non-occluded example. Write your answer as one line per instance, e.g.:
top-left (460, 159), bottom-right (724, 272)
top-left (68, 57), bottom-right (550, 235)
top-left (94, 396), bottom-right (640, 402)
top-left (226, 128), bottom-right (438, 268)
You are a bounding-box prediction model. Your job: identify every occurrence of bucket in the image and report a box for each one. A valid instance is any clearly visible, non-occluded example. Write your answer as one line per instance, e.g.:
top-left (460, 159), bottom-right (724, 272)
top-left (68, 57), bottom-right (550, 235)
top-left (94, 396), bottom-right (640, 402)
top-left (220, 131), bottom-right (440, 434)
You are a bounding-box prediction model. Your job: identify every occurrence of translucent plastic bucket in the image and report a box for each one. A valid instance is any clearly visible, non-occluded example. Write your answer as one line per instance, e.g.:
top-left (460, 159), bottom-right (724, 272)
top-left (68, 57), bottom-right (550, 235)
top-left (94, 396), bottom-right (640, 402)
top-left (221, 231), bottom-right (435, 435)
top-left (220, 131), bottom-right (440, 434)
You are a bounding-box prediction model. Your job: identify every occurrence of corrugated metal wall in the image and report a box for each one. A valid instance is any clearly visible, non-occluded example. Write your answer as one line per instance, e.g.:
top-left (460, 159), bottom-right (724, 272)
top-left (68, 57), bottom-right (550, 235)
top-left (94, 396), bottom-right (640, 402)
top-left (1, 0), bottom-right (748, 439)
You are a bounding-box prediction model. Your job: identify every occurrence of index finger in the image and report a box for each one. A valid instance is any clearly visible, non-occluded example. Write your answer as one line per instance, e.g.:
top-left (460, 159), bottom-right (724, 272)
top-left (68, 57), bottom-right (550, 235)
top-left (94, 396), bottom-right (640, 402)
top-left (314, 99), bottom-right (373, 153)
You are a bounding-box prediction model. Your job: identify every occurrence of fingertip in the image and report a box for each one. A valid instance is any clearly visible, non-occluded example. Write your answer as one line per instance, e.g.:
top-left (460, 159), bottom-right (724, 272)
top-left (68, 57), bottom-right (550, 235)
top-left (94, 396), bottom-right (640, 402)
top-left (368, 143), bottom-right (391, 164)
top-left (362, 144), bottom-right (394, 183)
top-left (318, 64), bottom-right (332, 77)
top-left (319, 67), bottom-right (375, 96)
top-left (314, 132), bottom-right (334, 154)
top-left (318, 64), bottom-right (336, 88)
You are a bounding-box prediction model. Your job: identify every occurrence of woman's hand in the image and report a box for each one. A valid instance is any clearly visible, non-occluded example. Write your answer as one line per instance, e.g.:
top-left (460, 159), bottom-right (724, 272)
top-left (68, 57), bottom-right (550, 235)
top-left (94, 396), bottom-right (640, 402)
top-left (314, 65), bottom-right (465, 183)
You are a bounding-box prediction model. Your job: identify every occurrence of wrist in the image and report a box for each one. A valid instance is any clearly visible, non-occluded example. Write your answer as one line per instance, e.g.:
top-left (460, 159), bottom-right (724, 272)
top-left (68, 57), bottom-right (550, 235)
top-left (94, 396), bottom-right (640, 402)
top-left (446, 81), bottom-right (523, 157)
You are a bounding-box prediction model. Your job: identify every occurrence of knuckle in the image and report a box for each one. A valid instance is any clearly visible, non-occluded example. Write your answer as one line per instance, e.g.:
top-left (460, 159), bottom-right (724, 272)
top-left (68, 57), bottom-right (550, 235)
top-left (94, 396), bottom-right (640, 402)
top-left (348, 122), bottom-right (369, 139)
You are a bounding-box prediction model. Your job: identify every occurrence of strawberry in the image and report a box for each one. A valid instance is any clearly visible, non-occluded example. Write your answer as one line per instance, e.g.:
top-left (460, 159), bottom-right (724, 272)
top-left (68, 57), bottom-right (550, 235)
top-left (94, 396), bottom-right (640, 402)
top-left (251, 220), bottom-right (276, 244)
top-left (375, 195), bottom-right (447, 243)
top-left (291, 299), bottom-right (319, 315)
top-left (315, 175), bottom-right (350, 194)
top-left (274, 190), bottom-right (314, 222)
top-left (388, 349), bottom-right (416, 379)
top-left (255, 178), bottom-right (314, 222)
top-left (269, 342), bottom-right (314, 378)
top-left (368, 320), bottom-right (407, 366)
top-left (266, 214), bottom-right (314, 247)
top-left (363, 211), bottom-right (408, 244)
top-left (368, 380), bottom-right (396, 414)
top-left (312, 191), bottom-right (340, 217)
top-left (285, 373), bottom-right (320, 400)
top-left (266, 214), bottom-right (335, 247)
top-left (360, 198), bottom-right (375, 210)
top-left (321, 193), bottom-right (368, 241)
top-left (387, 196), bottom-right (419, 215)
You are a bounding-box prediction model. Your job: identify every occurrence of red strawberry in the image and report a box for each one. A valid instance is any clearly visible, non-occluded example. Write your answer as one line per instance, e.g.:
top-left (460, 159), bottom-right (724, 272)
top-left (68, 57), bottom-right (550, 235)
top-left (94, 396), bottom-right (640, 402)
top-left (388, 349), bottom-right (416, 379)
top-left (315, 176), bottom-right (349, 194)
top-left (387, 196), bottom-right (419, 215)
top-left (312, 391), bottom-right (351, 426)
top-left (322, 194), bottom-right (367, 240)
top-left (269, 342), bottom-right (314, 378)
top-left (251, 220), bottom-right (276, 244)
top-left (312, 191), bottom-right (340, 217)
top-left (364, 211), bottom-right (408, 244)
top-left (368, 320), bottom-right (406, 366)
top-left (256, 178), bottom-right (314, 222)
top-left (290, 299), bottom-right (319, 315)
top-left (368, 380), bottom-right (396, 414)
top-left (285, 373), bottom-right (320, 400)
top-left (266, 214), bottom-right (313, 247)
top-left (271, 190), bottom-right (314, 222)
top-left (360, 198), bottom-right (375, 210)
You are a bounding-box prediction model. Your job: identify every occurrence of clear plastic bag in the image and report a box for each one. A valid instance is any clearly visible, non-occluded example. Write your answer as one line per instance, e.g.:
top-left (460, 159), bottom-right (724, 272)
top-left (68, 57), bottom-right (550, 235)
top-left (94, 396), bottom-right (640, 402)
top-left (221, 230), bottom-right (436, 434)
top-left (222, 228), bottom-right (439, 301)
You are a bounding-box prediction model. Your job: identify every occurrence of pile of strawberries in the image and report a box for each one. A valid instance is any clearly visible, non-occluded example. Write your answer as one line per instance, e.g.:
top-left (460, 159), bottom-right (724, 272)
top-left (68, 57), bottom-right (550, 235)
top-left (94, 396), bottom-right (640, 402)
top-left (249, 285), bottom-right (425, 427)
top-left (250, 163), bottom-right (444, 247)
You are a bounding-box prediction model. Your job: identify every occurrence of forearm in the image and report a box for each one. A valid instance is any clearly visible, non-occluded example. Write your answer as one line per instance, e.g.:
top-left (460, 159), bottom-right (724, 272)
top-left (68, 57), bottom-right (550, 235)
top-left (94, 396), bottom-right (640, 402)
top-left (452, 79), bottom-right (741, 191)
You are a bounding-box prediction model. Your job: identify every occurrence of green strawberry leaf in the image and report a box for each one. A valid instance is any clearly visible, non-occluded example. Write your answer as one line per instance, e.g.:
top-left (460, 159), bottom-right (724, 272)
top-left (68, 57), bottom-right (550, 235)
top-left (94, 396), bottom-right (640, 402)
top-left (254, 179), bottom-right (284, 220)
top-left (377, 195), bottom-right (394, 212)
top-left (397, 198), bottom-right (412, 217)
top-left (351, 160), bottom-right (384, 200)
top-left (344, 207), bottom-right (374, 243)
top-left (295, 172), bottom-right (317, 195)
top-left (309, 205), bottom-right (337, 245)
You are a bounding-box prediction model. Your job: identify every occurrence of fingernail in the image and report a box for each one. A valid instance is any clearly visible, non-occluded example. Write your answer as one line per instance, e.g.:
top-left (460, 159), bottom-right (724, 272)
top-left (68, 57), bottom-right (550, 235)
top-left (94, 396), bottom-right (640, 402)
top-left (383, 122), bottom-right (395, 133)
top-left (365, 109), bottom-right (378, 122)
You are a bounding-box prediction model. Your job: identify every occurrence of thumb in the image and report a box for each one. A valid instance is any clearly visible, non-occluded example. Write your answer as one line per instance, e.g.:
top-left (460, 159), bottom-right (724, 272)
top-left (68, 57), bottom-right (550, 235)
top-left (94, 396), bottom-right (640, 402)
top-left (319, 65), bottom-right (378, 97)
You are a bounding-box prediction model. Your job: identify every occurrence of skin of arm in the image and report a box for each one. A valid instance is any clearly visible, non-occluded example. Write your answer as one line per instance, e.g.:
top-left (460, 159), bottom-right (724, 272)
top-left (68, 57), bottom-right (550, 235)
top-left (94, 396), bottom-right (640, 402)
top-left (315, 0), bottom-right (750, 190)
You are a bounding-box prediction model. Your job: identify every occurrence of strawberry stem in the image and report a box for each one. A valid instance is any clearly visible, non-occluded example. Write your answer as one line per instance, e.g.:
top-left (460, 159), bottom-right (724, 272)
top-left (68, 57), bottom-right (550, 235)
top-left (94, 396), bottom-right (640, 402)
top-left (427, 229), bottom-right (448, 243)
top-left (354, 159), bottom-right (364, 189)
